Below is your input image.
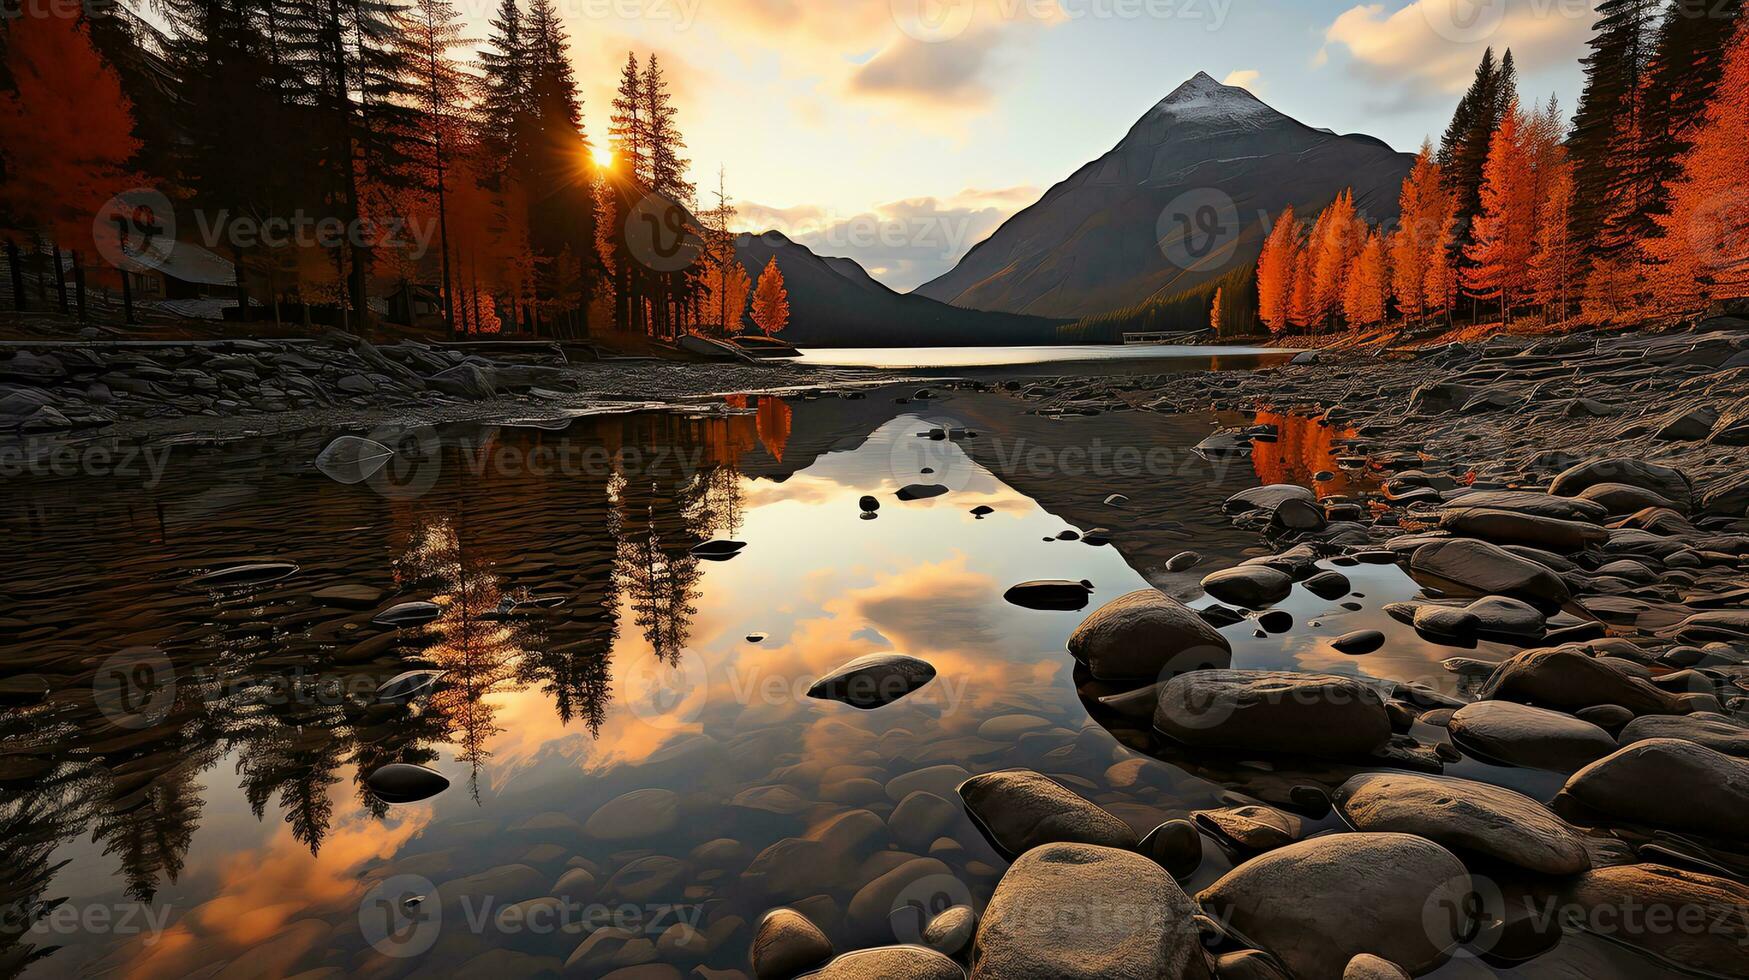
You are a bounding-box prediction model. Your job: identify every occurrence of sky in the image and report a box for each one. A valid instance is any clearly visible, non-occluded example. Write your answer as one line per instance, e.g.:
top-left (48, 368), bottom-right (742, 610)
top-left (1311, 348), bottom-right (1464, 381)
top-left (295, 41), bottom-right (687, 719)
top-left (454, 0), bottom-right (1602, 290)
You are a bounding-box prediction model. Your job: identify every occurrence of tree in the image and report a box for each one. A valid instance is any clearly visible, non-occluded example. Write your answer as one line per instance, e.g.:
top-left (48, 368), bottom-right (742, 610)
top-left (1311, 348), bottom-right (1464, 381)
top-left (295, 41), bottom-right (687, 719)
top-left (1308, 190), bottom-right (1363, 330)
top-left (1570, 0), bottom-right (1662, 249)
top-left (1530, 151), bottom-right (1580, 320)
top-left (1390, 142), bottom-right (1449, 322)
top-left (1256, 206), bottom-right (1298, 334)
top-left (641, 54), bottom-right (692, 203)
top-left (1208, 286), bottom-right (1223, 332)
top-left (1440, 48), bottom-right (1516, 260)
top-left (1639, 0), bottom-right (1744, 240)
top-left (1424, 205), bottom-right (1460, 325)
top-left (1464, 103), bottom-right (1537, 323)
top-left (476, 0), bottom-right (527, 184)
top-left (1289, 248), bottom-right (1315, 330)
top-left (1649, 17), bottom-right (1749, 306)
top-left (1343, 231), bottom-right (1390, 328)
top-left (750, 257), bottom-right (789, 336)
top-left (608, 53), bottom-right (645, 180)
top-left (397, 0), bottom-right (475, 334)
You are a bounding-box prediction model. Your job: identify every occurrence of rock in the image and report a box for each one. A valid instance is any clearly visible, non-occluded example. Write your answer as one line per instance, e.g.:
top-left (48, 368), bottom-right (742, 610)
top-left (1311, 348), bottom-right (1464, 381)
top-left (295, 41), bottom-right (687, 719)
top-left (1549, 457), bottom-right (1692, 512)
top-left (693, 539), bottom-right (748, 559)
top-left (808, 654), bottom-right (936, 709)
top-left (1578, 482), bottom-right (1678, 514)
top-left (314, 435), bottom-right (395, 484)
top-left (957, 769), bottom-right (1136, 857)
top-left (1563, 738), bottom-right (1749, 838)
top-left (921, 906), bottom-right (975, 957)
top-left (802, 946), bottom-right (963, 979)
top-left (1479, 646), bottom-right (1689, 715)
top-left (585, 788), bottom-right (680, 841)
top-left (1332, 630), bottom-right (1385, 655)
top-left (1447, 701), bottom-right (1618, 771)
top-left (1409, 539), bottom-right (1570, 611)
top-left (1438, 507), bottom-right (1607, 552)
top-left (897, 484), bottom-right (950, 501)
top-left (1192, 804), bottom-right (1301, 852)
top-left (373, 600), bottom-right (441, 627)
top-left (1342, 955), bottom-right (1409, 980)
top-left (376, 669), bottom-right (445, 703)
top-left (1065, 589), bottom-right (1232, 681)
top-left (1137, 819), bottom-right (1203, 879)
top-left (1270, 497), bottom-right (1327, 531)
top-left (1302, 570), bottom-right (1351, 600)
top-left (1412, 605), bottom-right (1480, 639)
top-left (1652, 405), bottom-right (1718, 441)
top-left (1213, 950), bottom-right (1293, 980)
top-left (1291, 350), bottom-right (1319, 365)
top-left (859, 495), bottom-right (880, 514)
top-left (1165, 551), bottom-right (1203, 573)
top-left (844, 857), bottom-right (953, 942)
top-left (1671, 609), bottom-right (1749, 643)
top-left (1200, 566), bottom-right (1294, 608)
top-left (1441, 490), bottom-right (1608, 521)
top-left (365, 763), bottom-right (449, 804)
top-left (429, 363), bottom-right (496, 399)
top-left (1197, 834), bottom-right (1470, 980)
top-left (752, 908), bottom-right (833, 979)
top-left (565, 927), bottom-right (657, 975)
top-left (607, 855), bottom-right (686, 903)
top-left (1461, 595), bottom-right (1546, 639)
top-left (1224, 484), bottom-right (1315, 515)
top-left (1154, 670), bottom-right (1391, 759)
top-left (1617, 712), bottom-right (1749, 757)
top-left (971, 843), bottom-right (1210, 979)
top-left (195, 561), bottom-right (300, 590)
top-left (1334, 772), bottom-right (1589, 874)
top-left (1559, 865), bottom-right (1749, 976)
top-left (1575, 704), bottom-right (1634, 730)
top-left (889, 792), bottom-right (960, 850)
top-left (1001, 580), bottom-right (1093, 611)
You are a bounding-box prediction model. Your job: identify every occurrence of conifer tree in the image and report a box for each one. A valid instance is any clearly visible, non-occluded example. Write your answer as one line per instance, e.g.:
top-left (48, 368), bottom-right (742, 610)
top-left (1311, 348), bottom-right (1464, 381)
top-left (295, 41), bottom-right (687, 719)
top-left (1464, 103), bottom-right (1537, 323)
top-left (750, 257), bottom-right (789, 335)
top-left (1256, 206), bottom-right (1299, 334)
top-left (1390, 143), bottom-right (1449, 322)
top-left (1570, 0), bottom-right (1662, 249)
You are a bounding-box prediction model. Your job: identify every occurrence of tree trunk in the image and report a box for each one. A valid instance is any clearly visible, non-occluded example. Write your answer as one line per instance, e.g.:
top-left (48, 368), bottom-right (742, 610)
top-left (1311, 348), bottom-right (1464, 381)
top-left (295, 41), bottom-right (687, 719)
top-left (120, 267), bottom-right (135, 325)
top-left (52, 242), bottom-right (68, 313)
top-left (72, 252), bottom-right (87, 322)
top-left (5, 238), bottom-right (23, 310)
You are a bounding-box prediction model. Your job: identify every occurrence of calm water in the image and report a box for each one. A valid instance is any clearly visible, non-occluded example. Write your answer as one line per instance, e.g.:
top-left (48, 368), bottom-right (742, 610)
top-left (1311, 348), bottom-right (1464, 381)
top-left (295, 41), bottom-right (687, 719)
top-left (0, 387), bottom-right (1676, 978)
top-left (791, 344), bottom-right (1297, 370)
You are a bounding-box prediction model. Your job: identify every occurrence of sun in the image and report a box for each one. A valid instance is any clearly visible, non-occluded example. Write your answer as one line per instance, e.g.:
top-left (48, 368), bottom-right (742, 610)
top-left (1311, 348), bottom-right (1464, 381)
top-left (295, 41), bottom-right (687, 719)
top-left (591, 146), bottom-right (614, 169)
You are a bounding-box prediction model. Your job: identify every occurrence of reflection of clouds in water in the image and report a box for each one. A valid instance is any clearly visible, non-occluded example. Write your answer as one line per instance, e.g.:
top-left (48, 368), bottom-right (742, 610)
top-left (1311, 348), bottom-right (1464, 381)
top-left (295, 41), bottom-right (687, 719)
top-left (848, 554), bottom-right (1003, 657)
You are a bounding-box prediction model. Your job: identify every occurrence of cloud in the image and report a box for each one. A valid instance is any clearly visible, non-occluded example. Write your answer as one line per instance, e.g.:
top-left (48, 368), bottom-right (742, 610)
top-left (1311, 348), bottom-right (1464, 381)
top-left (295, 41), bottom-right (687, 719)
top-left (849, 28), bottom-right (1006, 105)
top-left (1222, 69), bottom-right (1262, 93)
top-left (736, 187), bottom-right (1042, 290)
top-left (1320, 0), bottom-right (1597, 112)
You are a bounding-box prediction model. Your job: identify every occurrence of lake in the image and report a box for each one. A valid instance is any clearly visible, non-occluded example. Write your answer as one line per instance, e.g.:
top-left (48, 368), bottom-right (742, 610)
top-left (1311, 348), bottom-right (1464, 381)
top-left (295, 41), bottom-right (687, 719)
top-left (791, 344), bottom-right (1298, 371)
top-left (0, 386), bottom-right (1677, 978)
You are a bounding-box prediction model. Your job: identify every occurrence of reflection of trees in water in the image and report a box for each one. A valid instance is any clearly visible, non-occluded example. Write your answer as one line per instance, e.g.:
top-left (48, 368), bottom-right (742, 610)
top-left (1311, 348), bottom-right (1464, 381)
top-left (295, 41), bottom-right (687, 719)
top-left (1248, 410), bottom-right (1364, 498)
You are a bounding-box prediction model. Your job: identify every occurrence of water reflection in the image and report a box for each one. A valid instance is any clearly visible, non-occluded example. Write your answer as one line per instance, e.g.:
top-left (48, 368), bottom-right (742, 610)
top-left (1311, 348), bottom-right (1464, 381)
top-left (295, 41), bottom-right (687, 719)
top-left (1248, 410), bottom-right (1368, 498)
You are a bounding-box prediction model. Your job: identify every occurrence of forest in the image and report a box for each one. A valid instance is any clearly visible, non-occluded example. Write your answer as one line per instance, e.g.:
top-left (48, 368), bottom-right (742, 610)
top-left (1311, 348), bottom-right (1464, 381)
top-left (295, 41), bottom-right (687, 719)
top-left (0, 0), bottom-right (778, 339)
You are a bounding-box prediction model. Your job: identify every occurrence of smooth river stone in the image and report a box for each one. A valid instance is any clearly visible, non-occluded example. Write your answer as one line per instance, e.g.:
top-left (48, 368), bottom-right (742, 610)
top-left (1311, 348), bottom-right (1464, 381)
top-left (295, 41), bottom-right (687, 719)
top-left (1066, 589), bottom-right (1232, 681)
top-left (1153, 669), bottom-right (1391, 759)
top-left (1447, 700), bottom-right (1618, 771)
top-left (1559, 865), bottom-right (1749, 976)
top-left (1616, 712), bottom-right (1749, 757)
top-left (1437, 507), bottom-right (1607, 552)
top-left (1409, 538), bottom-right (1570, 611)
top-left (808, 653), bottom-right (936, 709)
top-left (802, 945), bottom-right (964, 979)
top-left (1563, 738), bottom-right (1749, 838)
top-left (752, 908), bottom-right (833, 980)
top-left (1200, 565), bottom-right (1294, 608)
top-left (1334, 772), bottom-right (1590, 874)
top-left (584, 788), bottom-right (680, 841)
top-left (1478, 646), bottom-right (1689, 716)
top-left (957, 769), bottom-right (1136, 857)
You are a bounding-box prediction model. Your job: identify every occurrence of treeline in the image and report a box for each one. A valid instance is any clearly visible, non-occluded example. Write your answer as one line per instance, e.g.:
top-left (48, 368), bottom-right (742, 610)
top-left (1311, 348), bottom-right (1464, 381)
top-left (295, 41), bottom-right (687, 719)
top-left (1065, 262), bottom-right (1257, 342)
top-left (0, 0), bottom-right (751, 338)
top-left (1257, 0), bottom-right (1748, 337)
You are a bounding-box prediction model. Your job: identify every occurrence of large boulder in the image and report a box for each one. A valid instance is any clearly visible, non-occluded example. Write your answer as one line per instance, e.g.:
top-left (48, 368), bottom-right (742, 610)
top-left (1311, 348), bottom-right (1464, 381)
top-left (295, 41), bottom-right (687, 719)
top-left (1437, 507), bottom-right (1607, 552)
top-left (970, 843), bottom-right (1210, 979)
top-left (1066, 590), bottom-right (1232, 681)
top-left (1478, 646), bottom-right (1689, 716)
top-left (1197, 833), bottom-right (1471, 980)
top-left (1408, 539), bottom-right (1570, 611)
top-left (753, 908), bottom-right (834, 979)
top-left (1438, 490), bottom-right (1608, 522)
top-left (1548, 457), bottom-right (1693, 512)
top-left (1153, 670), bottom-right (1391, 759)
top-left (1616, 712), bottom-right (1749, 757)
top-left (1334, 772), bottom-right (1590, 874)
top-left (803, 946), bottom-right (965, 979)
top-left (1559, 865), bottom-right (1749, 977)
top-left (1563, 738), bottom-right (1749, 838)
top-left (1447, 700), bottom-right (1618, 771)
top-left (957, 769), bottom-right (1136, 857)
top-left (1200, 566), bottom-right (1294, 608)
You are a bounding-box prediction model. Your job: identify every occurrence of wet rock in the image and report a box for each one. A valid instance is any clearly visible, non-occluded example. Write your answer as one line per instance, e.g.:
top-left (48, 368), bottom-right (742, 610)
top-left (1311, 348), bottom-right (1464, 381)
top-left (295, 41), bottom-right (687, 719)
top-left (365, 763), bottom-right (449, 804)
top-left (1409, 539), bottom-right (1570, 610)
top-left (1138, 819), bottom-right (1203, 879)
top-left (752, 908), bottom-right (833, 979)
top-left (1065, 589), bottom-right (1232, 681)
top-left (1447, 700), bottom-right (1617, 771)
top-left (1563, 738), bottom-right (1749, 838)
top-left (1001, 580), bottom-right (1093, 611)
top-left (1165, 551), bottom-right (1203, 573)
top-left (1192, 804), bottom-right (1302, 852)
top-left (693, 539), bottom-right (748, 559)
top-left (430, 362), bottom-right (496, 399)
top-left (1549, 457), bottom-right (1692, 512)
top-left (1617, 712), bottom-right (1749, 757)
top-left (1439, 507), bottom-right (1607, 552)
top-left (565, 926), bottom-right (657, 975)
top-left (1213, 950), bottom-right (1292, 980)
top-left (1575, 704), bottom-right (1634, 730)
top-left (1197, 605), bottom-right (1246, 628)
top-left (957, 769), bottom-right (1136, 857)
top-left (1154, 670), bottom-right (1391, 759)
top-left (890, 791), bottom-right (960, 850)
top-left (844, 857), bottom-right (954, 942)
top-left (859, 496), bottom-right (880, 514)
top-left (1559, 865), bottom-right (1749, 976)
top-left (1342, 955), bottom-right (1409, 980)
top-left (1197, 833), bottom-right (1471, 980)
top-left (803, 946), bottom-right (963, 979)
top-left (1302, 570), bottom-right (1351, 600)
top-left (1578, 482), bottom-right (1679, 514)
top-left (969, 505), bottom-right (995, 517)
top-left (1462, 595), bottom-right (1545, 639)
top-left (1412, 605), bottom-right (1480, 639)
top-left (808, 654), bottom-right (936, 709)
top-left (1335, 772), bottom-right (1589, 874)
top-left (1441, 490), bottom-right (1607, 522)
top-left (921, 906), bottom-right (975, 957)
top-left (1671, 609), bottom-right (1749, 643)
top-left (1332, 630), bottom-right (1385, 655)
top-left (585, 788), bottom-right (680, 841)
top-left (1479, 646), bottom-right (1689, 715)
top-left (373, 600), bottom-right (442, 627)
top-left (607, 855), bottom-right (686, 903)
top-left (196, 561), bottom-right (301, 590)
top-left (1200, 566), bottom-right (1294, 608)
top-left (1225, 484), bottom-right (1315, 515)
top-left (376, 669), bottom-right (445, 703)
top-left (896, 484), bottom-right (950, 501)
top-left (972, 843), bottom-right (1210, 979)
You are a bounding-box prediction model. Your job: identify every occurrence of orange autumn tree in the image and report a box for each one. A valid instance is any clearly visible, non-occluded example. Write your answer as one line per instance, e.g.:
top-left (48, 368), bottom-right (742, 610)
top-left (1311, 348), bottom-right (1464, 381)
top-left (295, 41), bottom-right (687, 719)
top-left (1424, 204), bottom-right (1460, 325)
top-left (750, 257), bottom-right (789, 335)
top-left (1464, 102), bottom-right (1537, 324)
top-left (1256, 205), bottom-right (1299, 334)
top-left (1649, 17), bottom-right (1749, 307)
top-left (1530, 150), bottom-right (1579, 320)
top-left (1308, 190), bottom-right (1364, 331)
top-left (704, 257), bottom-right (752, 335)
top-left (0, 12), bottom-right (141, 270)
top-left (1208, 286), bottom-right (1223, 332)
top-left (1390, 142), bottom-right (1449, 323)
top-left (1343, 231), bottom-right (1390, 328)
top-left (1289, 249), bottom-right (1315, 331)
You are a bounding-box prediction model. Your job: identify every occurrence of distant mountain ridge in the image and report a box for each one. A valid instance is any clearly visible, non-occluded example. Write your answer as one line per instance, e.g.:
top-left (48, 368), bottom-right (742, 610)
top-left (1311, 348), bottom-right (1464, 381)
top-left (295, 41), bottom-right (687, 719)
top-left (914, 72), bottom-right (1415, 319)
top-left (732, 232), bottom-right (1064, 347)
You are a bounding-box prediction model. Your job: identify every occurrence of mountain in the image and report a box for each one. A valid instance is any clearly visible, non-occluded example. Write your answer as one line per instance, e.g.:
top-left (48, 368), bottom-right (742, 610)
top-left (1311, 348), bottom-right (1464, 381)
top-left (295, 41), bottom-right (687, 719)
top-left (914, 72), bottom-right (1415, 319)
top-left (733, 232), bottom-right (1064, 347)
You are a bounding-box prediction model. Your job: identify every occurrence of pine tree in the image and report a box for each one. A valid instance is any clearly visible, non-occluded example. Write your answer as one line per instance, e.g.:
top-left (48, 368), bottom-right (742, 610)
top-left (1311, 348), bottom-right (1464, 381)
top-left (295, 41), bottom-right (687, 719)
top-left (609, 53), bottom-right (645, 180)
top-left (1390, 142), bottom-right (1449, 322)
top-left (1649, 17), bottom-right (1749, 305)
top-left (1639, 0), bottom-right (1744, 232)
top-left (1425, 204), bottom-right (1460, 324)
top-left (477, 0), bottom-right (527, 184)
top-left (1342, 231), bottom-right (1389, 329)
top-left (750, 257), bottom-right (789, 335)
top-left (1256, 206), bottom-right (1299, 334)
top-left (642, 54), bottom-right (693, 204)
top-left (398, 0), bottom-right (475, 334)
top-left (1530, 151), bottom-right (1579, 319)
top-left (1464, 103), bottom-right (1538, 324)
top-left (1570, 0), bottom-right (1662, 249)
top-left (1209, 286), bottom-right (1224, 332)
top-left (1308, 190), bottom-right (1362, 330)
top-left (1440, 48), bottom-right (1515, 260)
top-left (1289, 249), bottom-right (1315, 331)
